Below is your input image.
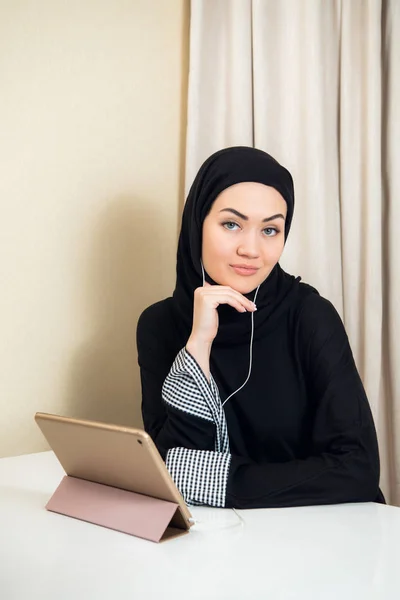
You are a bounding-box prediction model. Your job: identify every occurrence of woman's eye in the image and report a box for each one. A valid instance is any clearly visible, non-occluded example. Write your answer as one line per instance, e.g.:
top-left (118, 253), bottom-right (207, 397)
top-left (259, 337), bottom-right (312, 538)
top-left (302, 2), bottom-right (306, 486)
top-left (223, 221), bottom-right (239, 231)
top-left (263, 227), bottom-right (278, 237)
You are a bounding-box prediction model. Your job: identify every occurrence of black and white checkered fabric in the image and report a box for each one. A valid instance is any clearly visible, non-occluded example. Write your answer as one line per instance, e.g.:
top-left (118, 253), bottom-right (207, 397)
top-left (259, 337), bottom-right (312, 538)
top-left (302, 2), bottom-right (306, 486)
top-left (163, 348), bottom-right (231, 507)
top-left (166, 447), bottom-right (231, 507)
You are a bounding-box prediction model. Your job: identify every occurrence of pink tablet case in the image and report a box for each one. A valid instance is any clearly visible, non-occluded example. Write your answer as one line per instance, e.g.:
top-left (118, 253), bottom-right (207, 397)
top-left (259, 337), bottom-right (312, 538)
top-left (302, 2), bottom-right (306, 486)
top-left (46, 476), bottom-right (188, 543)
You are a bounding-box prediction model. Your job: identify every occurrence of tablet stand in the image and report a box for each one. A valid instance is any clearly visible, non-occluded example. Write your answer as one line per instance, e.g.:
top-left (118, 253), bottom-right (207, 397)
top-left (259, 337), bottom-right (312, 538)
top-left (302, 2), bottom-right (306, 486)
top-left (46, 475), bottom-right (189, 543)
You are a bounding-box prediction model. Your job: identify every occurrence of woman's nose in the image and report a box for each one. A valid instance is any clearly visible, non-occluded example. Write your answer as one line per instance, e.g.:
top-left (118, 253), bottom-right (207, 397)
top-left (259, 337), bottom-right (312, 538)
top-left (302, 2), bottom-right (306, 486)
top-left (237, 233), bottom-right (260, 258)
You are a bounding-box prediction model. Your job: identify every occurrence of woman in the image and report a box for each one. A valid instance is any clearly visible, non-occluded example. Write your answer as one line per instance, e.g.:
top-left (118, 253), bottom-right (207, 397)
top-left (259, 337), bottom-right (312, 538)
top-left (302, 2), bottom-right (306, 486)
top-left (136, 146), bottom-right (383, 509)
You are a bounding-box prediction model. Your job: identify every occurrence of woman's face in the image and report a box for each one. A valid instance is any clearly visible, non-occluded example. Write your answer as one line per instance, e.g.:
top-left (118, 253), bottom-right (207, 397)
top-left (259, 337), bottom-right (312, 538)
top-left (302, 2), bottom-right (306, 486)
top-left (202, 182), bottom-right (287, 294)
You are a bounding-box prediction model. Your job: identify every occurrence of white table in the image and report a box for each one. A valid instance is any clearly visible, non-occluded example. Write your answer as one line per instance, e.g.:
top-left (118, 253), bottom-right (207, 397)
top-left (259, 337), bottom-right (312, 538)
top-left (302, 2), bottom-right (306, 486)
top-left (1, 452), bottom-right (399, 600)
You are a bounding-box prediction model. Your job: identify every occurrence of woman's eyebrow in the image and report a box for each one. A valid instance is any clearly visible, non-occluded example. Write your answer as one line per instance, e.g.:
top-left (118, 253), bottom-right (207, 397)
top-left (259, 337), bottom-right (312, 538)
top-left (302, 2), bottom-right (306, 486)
top-left (219, 208), bottom-right (285, 222)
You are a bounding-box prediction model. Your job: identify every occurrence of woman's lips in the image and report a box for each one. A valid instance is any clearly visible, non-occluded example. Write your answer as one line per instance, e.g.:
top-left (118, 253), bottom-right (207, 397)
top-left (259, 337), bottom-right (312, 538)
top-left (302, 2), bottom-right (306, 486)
top-left (230, 264), bottom-right (259, 276)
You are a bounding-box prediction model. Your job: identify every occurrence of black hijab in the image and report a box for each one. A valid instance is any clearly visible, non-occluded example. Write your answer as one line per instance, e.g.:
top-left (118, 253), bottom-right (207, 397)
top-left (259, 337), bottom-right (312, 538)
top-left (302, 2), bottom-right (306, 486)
top-left (172, 146), bottom-right (301, 346)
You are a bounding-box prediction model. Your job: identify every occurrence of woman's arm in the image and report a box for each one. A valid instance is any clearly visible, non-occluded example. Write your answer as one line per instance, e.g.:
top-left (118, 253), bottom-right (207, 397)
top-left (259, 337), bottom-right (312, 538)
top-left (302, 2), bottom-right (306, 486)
top-left (137, 305), bottom-right (218, 456)
top-left (138, 307), bottom-right (232, 506)
top-left (137, 286), bottom-right (253, 443)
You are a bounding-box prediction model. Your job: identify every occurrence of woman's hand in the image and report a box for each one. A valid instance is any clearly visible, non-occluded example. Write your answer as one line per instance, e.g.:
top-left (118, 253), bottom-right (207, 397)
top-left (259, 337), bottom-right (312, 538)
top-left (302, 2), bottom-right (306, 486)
top-left (190, 283), bottom-right (257, 344)
top-left (186, 283), bottom-right (256, 380)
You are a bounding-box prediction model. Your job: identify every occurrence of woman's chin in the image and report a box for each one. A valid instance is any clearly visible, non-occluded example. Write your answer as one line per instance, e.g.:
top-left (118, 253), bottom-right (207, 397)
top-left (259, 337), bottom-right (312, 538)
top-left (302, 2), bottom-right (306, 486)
top-left (217, 277), bottom-right (264, 295)
top-left (206, 267), bottom-right (272, 294)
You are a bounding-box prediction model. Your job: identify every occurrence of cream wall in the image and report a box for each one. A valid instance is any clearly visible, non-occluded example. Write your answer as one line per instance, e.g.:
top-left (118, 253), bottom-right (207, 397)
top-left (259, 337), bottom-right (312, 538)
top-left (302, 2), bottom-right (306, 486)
top-left (0, 0), bottom-right (189, 457)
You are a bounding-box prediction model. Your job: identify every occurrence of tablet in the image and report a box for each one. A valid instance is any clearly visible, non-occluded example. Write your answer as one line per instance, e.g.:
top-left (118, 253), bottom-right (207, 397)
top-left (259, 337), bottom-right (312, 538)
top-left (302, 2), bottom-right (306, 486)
top-left (35, 412), bottom-right (193, 541)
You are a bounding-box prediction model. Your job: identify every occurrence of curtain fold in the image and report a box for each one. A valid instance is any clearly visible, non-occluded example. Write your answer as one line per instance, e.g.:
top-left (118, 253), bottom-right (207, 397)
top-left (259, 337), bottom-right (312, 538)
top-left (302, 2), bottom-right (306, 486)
top-left (186, 0), bottom-right (399, 505)
top-left (185, 0), bottom-right (254, 190)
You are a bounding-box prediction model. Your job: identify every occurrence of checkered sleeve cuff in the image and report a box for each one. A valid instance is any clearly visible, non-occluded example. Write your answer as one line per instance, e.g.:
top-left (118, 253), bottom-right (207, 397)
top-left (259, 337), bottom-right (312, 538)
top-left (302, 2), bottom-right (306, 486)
top-left (162, 348), bottom-right (221, 423)
top-left (166, 447), bottom-right (231, 508)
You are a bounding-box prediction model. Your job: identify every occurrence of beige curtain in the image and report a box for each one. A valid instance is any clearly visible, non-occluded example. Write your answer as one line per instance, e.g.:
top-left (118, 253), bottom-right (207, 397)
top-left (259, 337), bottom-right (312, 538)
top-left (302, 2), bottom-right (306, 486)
top-left (185, 0), bottom-right (400, 505)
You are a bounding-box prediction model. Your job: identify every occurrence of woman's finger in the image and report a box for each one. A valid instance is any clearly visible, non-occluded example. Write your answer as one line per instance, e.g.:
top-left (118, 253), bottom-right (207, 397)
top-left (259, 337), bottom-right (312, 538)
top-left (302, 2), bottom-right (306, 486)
top-left (198, 286), bottom-right (256, 311)
top-left (205, 292), bottom-right (255, 313)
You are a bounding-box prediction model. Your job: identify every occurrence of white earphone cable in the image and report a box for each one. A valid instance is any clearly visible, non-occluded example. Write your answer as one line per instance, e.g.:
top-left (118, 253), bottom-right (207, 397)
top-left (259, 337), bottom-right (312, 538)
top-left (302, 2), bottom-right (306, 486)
top-left (200, 259), bottom-right (259, 408)
top-left (222, 283), bottom-right (260, 407)
top-left (201, 259), bottom-right (206, 286)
